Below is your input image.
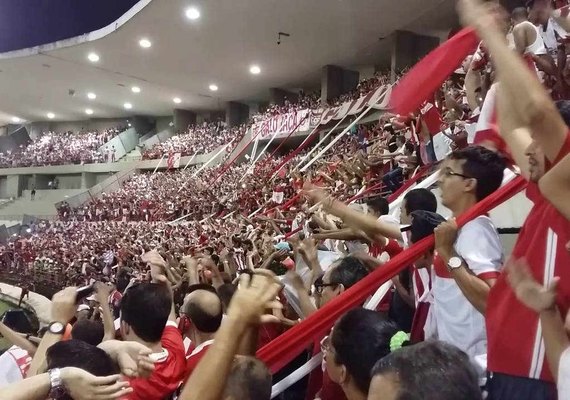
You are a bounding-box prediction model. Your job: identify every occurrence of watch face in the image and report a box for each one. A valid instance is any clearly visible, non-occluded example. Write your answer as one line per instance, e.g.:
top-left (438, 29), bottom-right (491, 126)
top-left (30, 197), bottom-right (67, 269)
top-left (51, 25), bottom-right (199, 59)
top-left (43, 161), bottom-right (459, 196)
top-left (449, 257), bottom-right (462, 269)
top-left (49, 322), bottom-right (65, 334)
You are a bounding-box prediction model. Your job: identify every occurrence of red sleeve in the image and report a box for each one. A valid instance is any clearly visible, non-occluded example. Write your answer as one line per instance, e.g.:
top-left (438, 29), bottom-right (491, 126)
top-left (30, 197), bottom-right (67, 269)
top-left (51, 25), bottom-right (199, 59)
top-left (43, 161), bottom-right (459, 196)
top-left (162, 325), bottom-right (185, 357)
top-left (384, 239), bottom-right (404, 258)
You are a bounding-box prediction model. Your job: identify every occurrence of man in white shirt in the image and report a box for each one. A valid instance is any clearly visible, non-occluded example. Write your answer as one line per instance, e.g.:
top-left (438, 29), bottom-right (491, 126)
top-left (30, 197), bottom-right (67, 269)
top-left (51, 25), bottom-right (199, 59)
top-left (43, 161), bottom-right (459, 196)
top-left (433, 146), bottom-right (506, 374)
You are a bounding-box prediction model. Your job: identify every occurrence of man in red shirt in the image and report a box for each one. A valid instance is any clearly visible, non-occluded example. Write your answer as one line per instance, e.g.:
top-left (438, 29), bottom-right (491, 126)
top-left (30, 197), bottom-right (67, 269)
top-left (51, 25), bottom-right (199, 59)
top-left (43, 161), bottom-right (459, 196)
top-left (120, 252), bottom-right (186, 400)
top-left (180, 286), bottom-right (223, 381)
top-left (459, 1), bottom-right (570, 398)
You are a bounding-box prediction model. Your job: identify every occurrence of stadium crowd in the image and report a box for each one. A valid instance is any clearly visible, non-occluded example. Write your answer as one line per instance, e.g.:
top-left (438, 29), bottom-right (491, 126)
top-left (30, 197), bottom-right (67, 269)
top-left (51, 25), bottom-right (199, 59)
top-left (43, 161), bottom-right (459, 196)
top-left (1, 0), bottom-right (570, 399)
top-left (0, 128), bottom-right (124, 168)
top-left (142, 123), bottom-right (247, 160)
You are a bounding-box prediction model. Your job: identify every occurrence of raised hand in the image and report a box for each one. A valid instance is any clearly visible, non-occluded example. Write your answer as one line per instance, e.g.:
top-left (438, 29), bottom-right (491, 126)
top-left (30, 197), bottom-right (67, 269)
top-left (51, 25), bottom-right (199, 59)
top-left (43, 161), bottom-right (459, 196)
top-left (506, 258), bottom-right (559, 313)
top-left (61, 367), bottom-right (132, 400)
top-left (227, 270), bottom-right (283, 325)
top-left (51, 287), bottom-right (78, 324)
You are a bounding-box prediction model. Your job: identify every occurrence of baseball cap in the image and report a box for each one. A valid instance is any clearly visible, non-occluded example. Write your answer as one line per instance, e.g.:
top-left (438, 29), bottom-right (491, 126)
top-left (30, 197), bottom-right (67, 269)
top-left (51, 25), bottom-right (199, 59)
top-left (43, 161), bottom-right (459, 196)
top-left (403, 210), bottom-right (446, 244)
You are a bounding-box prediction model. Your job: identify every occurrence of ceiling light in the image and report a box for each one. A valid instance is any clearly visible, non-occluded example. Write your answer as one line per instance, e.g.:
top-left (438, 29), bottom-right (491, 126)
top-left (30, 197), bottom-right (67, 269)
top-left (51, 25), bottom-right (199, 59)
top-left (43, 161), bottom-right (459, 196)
top-left (124, 103), bottom-right (133, 110)
top-left (87, 92), bottom-right (97, 100)
top-left (139, 39), bottom-right (152, 48)
top-left (11, 117), bottom-right (21, 123)
top-left (249, 65), bottom-right (261, 75)
top-left (87, 53), bottom-right (100, 62)
top-left (173, 97), bottom-right (182, 104)
top-left (131, 86), bottom-right (141, 93)
top-left (185, 7), bottom-right (201, 20)
top-left (47, 112), bottom-right (55, 119)
top-left (209, 84), bottom-right (218, 91)
top-left (85, 109), bottom-right (94, 115)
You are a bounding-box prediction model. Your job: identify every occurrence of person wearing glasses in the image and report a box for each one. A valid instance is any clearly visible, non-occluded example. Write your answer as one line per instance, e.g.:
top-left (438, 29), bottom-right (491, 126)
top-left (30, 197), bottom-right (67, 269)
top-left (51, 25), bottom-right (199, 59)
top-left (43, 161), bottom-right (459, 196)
top-left (432, 145), bottom-right (506, 378)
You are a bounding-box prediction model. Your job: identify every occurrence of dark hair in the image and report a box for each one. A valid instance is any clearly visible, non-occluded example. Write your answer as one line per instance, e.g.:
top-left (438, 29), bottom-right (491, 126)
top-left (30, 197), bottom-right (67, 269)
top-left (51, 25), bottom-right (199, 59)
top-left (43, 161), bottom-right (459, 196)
top-left (47, 339), bottom-right (118, 377)
top-left (371, 341), bottom-right (481, 400)
top-left (71, 319), bottom-right (105, 346)
top-left (329, 256), bottom-right (369, 289)
top-left (223, 356), bottom-right (272, 400)
top-left (555, 100), bottom-right (570, 127)
top-left (332, 308), bottom-right (399, 394)
top-left (449, 146), bottom-right (505, 201)
top-left (217, 283), bottom-right (237, 313)
top-left (182, 290), bottom-right (223, 333)
top-left (512, 7), bottom-right (528, 19)
top-left (403, 189), bottom-right (437, 215)
top-left (366, 197), bottom-right (389, 216)
top-left (404, 142), bottom-right (415, 155)
top-left (120, 283), bottom-right (171, 342)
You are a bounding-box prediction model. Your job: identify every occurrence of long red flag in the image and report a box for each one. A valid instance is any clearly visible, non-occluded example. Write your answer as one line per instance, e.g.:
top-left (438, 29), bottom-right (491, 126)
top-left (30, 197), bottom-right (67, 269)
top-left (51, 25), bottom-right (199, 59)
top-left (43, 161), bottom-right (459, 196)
top-left (388, 27), bottom-right (479, 116)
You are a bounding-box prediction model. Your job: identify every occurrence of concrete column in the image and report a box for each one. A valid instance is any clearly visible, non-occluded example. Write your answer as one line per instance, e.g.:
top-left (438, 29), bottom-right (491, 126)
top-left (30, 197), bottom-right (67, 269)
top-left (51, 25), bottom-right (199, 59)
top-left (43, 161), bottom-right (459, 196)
top-left (321, 65), bottom-right (359, 103)
top-left (225, 102), bottom-right (249, 127)
top-left (173, 109), bottom-right (197, 132)
top-left (6, 175), bottom-right (22, 198)
top-left (81, 172), bottom-right (97, 189)
top-left (269, 88), bottom-right (299, 106)
top-left (248, 103), bottom-right (261, 118)
top-left (390, 30), bottom-right (439, 82)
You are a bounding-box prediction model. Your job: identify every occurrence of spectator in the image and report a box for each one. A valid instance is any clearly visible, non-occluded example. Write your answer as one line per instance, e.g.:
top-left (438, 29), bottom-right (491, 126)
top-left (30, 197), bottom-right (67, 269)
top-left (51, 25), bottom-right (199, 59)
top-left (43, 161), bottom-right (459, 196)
top-left (368, 341), bottom-right (482, 400)
top-left (119, 270), bottom-right (186, 399)
top-left (323, 308), bottom-right (400, 400)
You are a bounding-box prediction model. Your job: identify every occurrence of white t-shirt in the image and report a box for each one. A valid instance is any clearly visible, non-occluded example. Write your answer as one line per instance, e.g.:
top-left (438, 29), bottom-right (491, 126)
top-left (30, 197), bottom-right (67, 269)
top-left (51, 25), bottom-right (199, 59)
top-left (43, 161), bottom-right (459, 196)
top-left (559, 347), bottom-right (570, 398)
top-left (432, 216), bottom-right (503, 371)
top-left (0, 346), bottom-right (31, 386)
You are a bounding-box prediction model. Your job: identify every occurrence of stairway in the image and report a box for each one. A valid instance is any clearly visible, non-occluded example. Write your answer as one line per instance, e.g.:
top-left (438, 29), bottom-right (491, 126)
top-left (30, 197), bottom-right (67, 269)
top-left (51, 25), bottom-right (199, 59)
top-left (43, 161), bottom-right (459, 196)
top-left (0, 189), bottom-right (85, 219)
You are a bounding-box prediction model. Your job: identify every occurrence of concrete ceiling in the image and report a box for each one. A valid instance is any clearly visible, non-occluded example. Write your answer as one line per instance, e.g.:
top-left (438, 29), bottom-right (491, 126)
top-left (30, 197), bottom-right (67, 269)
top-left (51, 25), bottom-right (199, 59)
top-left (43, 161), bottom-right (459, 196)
top-left (0, 0), bottom-right (457, 125)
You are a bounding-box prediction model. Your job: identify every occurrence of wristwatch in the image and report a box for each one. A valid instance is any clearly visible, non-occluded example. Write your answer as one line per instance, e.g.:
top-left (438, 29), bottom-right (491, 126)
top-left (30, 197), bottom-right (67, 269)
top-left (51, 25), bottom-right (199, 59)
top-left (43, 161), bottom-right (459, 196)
top-left (48, 321), bottom-right (66, 335)
top-left (447, 256), bottom-right (464, 271)
top-left (48, 368), bottom-right (66, 397)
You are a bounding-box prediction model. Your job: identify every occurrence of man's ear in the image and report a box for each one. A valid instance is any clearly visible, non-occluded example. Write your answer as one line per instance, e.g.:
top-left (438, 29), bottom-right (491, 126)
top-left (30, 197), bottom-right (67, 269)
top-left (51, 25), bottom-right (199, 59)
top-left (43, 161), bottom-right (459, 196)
top-left (337, 284), bottom-right (346, 295)
top-left (464, 177), bottom-right (477, 195)
top-left (339, 365), bottom-right (349, 386)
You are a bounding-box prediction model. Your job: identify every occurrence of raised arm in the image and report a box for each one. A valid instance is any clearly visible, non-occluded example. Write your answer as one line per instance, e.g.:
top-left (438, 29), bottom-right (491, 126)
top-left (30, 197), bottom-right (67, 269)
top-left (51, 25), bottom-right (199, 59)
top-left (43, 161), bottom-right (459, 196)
top-left (459, 0), bottom-right (568, 163)
top-left (178, 273), bottom-right (282, 400)
top-left (539, 154), bottom-right (570, 220)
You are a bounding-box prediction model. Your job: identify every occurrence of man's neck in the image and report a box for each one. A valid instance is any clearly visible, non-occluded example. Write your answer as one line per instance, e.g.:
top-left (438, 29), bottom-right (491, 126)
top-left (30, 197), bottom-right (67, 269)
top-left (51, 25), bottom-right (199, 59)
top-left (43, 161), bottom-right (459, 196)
top-left (132, 336), bottom-right (162, 353)
top-left (450, 196), bottom-right (477, 218)
top-left (342, 384), bottom-right (367, 400)
top-left (190, 330), bottom-right (216, 348)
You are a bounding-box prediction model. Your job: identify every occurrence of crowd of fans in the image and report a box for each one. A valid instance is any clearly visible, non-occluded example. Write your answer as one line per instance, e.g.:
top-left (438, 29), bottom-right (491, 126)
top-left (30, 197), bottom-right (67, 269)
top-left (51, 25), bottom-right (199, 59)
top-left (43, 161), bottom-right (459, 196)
top-left (0, 128), bottom-right (123, 168)
top-left (142, 122), bottom-right (247, 160)
top-left (1, 1), bottom-right (570, 399)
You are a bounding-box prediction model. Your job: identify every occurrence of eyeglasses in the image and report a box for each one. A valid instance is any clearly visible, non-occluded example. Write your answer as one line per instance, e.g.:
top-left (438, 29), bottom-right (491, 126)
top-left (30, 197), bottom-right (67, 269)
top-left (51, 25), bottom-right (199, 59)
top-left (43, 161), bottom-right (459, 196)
top-left (320, 335), bottom-right (331, 353)
top-left (443, 168), bottom-right (472, 180)
top-left (314, 282), bottom-right (339, 295)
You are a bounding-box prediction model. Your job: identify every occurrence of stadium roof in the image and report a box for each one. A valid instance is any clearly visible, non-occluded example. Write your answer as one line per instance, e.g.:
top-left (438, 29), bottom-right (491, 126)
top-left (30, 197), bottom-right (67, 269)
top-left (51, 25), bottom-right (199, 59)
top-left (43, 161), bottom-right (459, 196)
top-left (0, 0), bottom-right (456, 125)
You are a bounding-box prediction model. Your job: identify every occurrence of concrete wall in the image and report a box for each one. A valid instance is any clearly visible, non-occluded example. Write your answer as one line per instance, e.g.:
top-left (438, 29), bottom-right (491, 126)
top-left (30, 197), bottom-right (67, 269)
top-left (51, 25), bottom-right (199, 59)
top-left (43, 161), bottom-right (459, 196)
top-left (48, 118), bottom-right (129, 133)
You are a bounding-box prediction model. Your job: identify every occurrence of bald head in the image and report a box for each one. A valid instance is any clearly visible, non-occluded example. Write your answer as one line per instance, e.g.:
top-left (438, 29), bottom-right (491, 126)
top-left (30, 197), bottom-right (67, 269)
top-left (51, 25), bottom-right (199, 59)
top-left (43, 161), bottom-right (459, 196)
top-left (183, 289), bottom-right (223, 333)
top-left (223, 356), bottom-right (272, 400)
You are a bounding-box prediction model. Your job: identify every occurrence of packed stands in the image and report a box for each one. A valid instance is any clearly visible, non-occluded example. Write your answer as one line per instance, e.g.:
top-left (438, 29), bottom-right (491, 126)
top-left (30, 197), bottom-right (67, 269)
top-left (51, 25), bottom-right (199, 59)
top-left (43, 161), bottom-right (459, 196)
top-left (0, 127), bottom-right (124, 167)
top-left (2, 1), bottom-right (570, 399)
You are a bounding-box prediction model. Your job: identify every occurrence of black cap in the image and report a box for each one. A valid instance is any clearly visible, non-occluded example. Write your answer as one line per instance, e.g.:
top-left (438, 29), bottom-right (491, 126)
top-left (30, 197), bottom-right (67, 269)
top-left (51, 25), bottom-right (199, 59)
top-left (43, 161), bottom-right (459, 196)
top-left (408, 210), bottom-right (446, 244)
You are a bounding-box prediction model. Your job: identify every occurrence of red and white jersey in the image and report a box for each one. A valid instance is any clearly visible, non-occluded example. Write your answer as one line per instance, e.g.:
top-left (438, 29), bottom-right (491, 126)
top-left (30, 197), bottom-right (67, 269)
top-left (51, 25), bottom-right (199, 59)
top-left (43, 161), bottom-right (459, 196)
top-left (183, 339), bottom-right (214, 382)
top-left (473, 83), bottom-right (508, 154)
top-left (432, 216), bottom-right (503, 367)
top-left (486, 133), bottom-right (570, 382)
top-left (0, 346), bottom-right (31, 385)
top-left (420, 101), bottom-right (444, 135)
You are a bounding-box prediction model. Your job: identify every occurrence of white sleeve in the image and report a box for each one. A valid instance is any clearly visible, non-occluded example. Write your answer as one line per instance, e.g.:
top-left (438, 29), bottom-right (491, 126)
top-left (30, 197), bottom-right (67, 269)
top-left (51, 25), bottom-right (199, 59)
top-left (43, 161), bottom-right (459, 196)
top-left (455, 216), bottom-right (504, 277)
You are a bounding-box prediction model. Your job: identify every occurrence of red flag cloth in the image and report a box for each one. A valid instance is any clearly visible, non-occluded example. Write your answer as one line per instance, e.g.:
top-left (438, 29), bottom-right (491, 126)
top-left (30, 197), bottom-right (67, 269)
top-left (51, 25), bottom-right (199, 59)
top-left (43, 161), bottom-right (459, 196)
top-left (257, 175), bottom-right (527, 373)
top-left (388, 27), bottom-right (479, 116)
